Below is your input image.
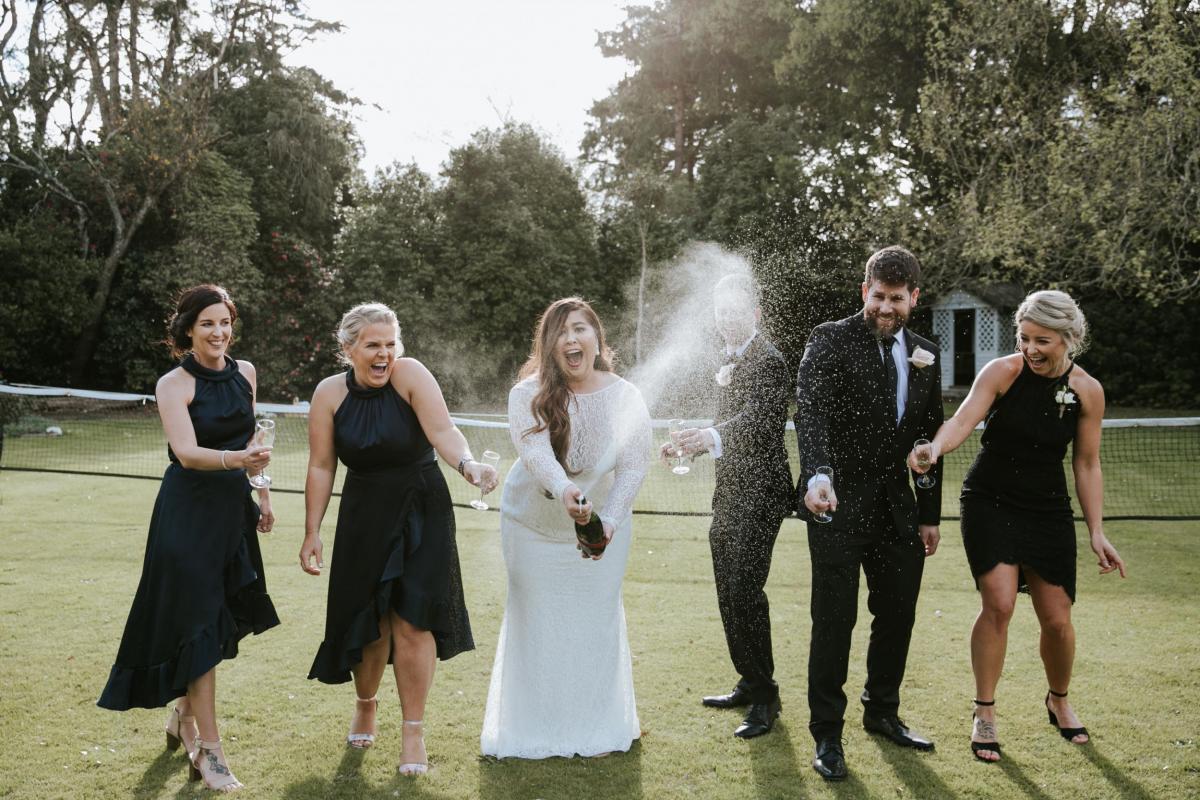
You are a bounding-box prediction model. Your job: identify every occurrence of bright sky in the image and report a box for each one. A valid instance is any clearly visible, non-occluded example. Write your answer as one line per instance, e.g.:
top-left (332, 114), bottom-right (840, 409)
top-left (291, 1), bottom-right (634, 178)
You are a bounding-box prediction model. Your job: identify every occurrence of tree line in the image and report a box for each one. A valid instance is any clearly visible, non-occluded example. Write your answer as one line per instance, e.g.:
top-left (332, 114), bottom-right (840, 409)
top-left (2, 0), bottom-right (1197, 407)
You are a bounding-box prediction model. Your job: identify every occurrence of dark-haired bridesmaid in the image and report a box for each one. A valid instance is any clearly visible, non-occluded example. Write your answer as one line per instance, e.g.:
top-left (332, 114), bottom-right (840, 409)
top-left (99, 284), bottom-right (280, 793)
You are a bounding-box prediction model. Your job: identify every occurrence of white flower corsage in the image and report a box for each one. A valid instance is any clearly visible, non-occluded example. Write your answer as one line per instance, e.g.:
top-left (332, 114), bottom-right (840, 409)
top-left (908, 346), bottom-right (936, 369)
top-left (1055, 386), bottom-right (1077, 418)
top-left (715, 363), bottom-right (737, 387)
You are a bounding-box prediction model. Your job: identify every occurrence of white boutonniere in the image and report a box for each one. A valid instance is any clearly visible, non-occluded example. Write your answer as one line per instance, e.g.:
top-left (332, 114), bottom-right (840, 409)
top-left (1055, 386), bottom-right (1077, 418)
top-left (715, 363), bottom-right (737, 387)
top-left (908, 346), bottom-right (936, 369)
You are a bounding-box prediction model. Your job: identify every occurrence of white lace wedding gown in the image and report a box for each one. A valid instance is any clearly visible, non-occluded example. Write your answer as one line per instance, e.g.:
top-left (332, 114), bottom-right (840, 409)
top-left (480, 375), bottom-right (651, 759)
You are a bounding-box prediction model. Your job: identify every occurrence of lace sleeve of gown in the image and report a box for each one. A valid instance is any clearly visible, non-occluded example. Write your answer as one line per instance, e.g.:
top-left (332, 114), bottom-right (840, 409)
top-left (508, 378), bottom-right (574, 501)
top-left (599, 381), bottom-right (652, 528)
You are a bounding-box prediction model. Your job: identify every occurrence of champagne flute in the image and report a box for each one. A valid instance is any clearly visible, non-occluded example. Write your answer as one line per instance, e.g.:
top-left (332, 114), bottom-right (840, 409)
top-left (247, 418), bottom-right (275, 489)
top-left (912, 439), bottom-right (936, 489)
top-left (668, 418), bottom-right (690, 475)
top-left (812, 466), bottom-right (834, 523)
top-left (470, 450), bottom-right (501, 511)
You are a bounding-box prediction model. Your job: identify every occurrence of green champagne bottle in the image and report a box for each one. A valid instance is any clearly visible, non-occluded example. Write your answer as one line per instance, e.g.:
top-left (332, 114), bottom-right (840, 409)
top-left (574, 495), bottom-right (607, 557)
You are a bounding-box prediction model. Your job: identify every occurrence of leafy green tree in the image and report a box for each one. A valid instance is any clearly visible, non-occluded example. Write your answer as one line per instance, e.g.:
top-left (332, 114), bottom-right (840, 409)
top-left (335, 163), bottom-right (444, 372)
top-left (213, 67), bottom-right (359, 252)
top-left (597, 169), bottom-right (698, 365)
top-left (583, 0), bottom-right (793, 186)
top-left (0, 218), bottom-right (92, 384)
top-left (774, 0), bottom-right (934, 158)
top-left (0, 0), bottom-right (341, 385)
top-left (951, 1), bottom-right (1200, 303)
top-left (212, 68), bottom-right (360, 399)
top-left (436, 124), bottom-right (604, 401)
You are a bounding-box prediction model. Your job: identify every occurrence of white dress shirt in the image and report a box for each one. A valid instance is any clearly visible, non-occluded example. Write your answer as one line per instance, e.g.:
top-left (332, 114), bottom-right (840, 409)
top-left (708, 330), bottom-right (757, 459)
top-left (886, 327), bottom-right (910, 426)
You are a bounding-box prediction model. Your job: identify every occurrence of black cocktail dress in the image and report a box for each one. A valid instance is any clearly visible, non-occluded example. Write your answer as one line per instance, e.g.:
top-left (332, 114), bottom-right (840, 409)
top-left (960, 361), bottom-right (1082, 601)
top-left (308, 372), bottom-right (473, 684)
top-left (98, 354), bottom-right (279, 710)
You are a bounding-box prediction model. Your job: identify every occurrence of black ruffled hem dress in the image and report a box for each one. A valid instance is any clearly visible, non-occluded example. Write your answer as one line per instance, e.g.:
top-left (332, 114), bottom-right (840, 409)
top-left (98, 354), bottom-right (279, 711)
top-left (307, 371), bottom-right (473, 685)
top-left (960, 361), bottom-right (1082, 602)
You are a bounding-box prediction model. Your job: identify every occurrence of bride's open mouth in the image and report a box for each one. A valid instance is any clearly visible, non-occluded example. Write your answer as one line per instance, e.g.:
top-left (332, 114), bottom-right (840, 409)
top-left (369, 362), bottom-right (389, 378)
top-left (563, 348), bottom-right (584, 369)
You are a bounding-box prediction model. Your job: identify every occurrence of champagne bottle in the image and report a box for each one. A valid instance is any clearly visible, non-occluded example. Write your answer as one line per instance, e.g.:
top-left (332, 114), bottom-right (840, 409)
top-left (574, 495), bottom-right (607, 557)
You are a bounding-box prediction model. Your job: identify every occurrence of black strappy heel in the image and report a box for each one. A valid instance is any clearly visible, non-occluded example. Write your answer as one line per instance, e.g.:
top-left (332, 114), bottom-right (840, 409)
top-left (1045, 689), bottom-right (1089, 743)
top-left (970, 699), bottom-right (1002, 762)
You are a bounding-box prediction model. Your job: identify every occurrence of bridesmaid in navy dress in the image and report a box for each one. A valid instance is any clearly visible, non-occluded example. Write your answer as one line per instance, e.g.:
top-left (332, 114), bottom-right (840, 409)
top-left (98, 284), bottom-right (279, 792)
top-left (301, 303), bottom-right (497, 776)
top-left (911, 290), bottom-right (1125, 763)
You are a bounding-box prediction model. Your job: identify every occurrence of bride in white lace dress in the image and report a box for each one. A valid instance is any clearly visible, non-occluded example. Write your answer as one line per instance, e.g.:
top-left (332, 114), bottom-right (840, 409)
top-left (481, 298), bottom-right (651, 759)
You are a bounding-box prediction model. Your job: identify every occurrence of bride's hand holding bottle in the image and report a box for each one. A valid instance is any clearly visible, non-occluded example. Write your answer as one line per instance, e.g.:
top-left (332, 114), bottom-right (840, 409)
top-left (562, 485), bottom-right (592, 524)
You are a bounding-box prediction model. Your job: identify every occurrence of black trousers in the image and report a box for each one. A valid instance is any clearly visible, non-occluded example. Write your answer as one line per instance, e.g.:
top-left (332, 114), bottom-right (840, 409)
top-left (806, 492), bottom-right (925, 740)
top-left (709, 502), bottom-right (786, 704)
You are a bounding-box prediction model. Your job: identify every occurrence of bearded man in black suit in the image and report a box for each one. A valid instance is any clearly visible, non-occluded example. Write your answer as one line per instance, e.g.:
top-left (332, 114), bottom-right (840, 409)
top-left (795, 246), bottom-right (944, 781)
top-left (663, 273), bottom-right (793, 739)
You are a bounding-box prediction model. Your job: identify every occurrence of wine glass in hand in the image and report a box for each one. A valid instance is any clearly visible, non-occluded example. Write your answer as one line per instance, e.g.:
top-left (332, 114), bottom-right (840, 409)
top-left (812, 466), bottom-right (834, 523)
top-left (247, 419), bottom-right (275, 488)
top-left (668, 418), bottom-right (690, 476)
top-left (470, 450), bottom-right (501, 511)
top-left (912, 439), bottom-right (936, 489)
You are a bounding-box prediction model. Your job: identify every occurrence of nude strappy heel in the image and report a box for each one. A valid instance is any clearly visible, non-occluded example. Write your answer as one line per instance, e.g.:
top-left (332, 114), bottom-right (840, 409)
top-left (164, 705), bottom-right (197, 756)
top-left (189, 736), bottom-right (244, 793)
top-left (397, 720), bottom-right (428, 776)
top-left (347, 695), bottom-right (379, 749)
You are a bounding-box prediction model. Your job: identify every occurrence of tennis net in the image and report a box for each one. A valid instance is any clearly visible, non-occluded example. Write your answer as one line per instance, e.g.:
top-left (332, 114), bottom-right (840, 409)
top-left (1, 384), bottom-right (1196, 521)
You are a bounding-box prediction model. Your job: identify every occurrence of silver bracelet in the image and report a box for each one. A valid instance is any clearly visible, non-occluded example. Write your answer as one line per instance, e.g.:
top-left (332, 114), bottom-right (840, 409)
top-left (456, 454), bottom-right (473, 476)
top-left (220, 450), bottom-right (230, 470)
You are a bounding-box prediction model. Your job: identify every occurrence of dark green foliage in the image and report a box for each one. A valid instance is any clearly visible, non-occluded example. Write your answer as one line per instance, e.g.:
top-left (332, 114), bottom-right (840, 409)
top-left (433, 124), bottom-right (604, 401)
top-left (213, 68), bottom-right (358, 251)
top-left (77, 152), bottom-right (260, 390)
top-left (241, 232), bottom-right (343, 401)
top-left (1079, 294), bottom-right (1199, 409)
top-left (586, 0), bottom-right (1200, 405)
top-left (334, 163), bottom-right (445, 388)
top-left (4, 0), bottom-right (1198, 409)
top-left (0, 220), bottom-right (92, 385)
top-left (333, 126), bottom-right (610, 406)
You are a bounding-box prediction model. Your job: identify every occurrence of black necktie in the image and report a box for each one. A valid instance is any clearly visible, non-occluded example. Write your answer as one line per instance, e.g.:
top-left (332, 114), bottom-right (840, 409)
top-left (881, 335), bottom-right (898, 425)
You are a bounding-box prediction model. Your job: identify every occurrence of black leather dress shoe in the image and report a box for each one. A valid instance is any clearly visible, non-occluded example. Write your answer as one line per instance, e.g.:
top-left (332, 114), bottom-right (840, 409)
top-left (701, 686), bottom-right (752, 709)
top-left (812, 738), bottom-right (847, 781)
top-left (733, 696), bottom-right (781, 739)
top-left (862, 713), bottom-right (935, 751)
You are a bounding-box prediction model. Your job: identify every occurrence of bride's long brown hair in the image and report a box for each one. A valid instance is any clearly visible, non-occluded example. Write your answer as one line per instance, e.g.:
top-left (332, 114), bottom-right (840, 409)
top-left (518, 297), bottom-right (614, 473)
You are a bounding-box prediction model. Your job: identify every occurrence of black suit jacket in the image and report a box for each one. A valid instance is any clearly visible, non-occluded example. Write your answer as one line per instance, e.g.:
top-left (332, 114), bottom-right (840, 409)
top-left (793, 314), bottom-right (943, 531)
top-left (711, 335), bottom-right (794, 517)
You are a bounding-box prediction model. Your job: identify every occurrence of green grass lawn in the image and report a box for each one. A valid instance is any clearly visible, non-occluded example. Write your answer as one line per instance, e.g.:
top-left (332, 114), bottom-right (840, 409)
top-left (1, 470), bottom-right (1197, 799)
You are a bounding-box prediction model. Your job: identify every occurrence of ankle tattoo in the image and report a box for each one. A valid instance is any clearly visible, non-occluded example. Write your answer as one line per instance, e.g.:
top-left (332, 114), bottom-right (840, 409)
top-left (203, 751), bottom-right (230, 777)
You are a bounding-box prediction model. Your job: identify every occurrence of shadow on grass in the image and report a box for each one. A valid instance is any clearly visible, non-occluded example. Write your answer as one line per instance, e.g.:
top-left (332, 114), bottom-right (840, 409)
top-left (1081, 744), bottom-right (1156, 800)
top-left (868, 735), bottom-right (954, 800)
top-left (996, 752), bottom-right (1056, 800)
top-left (132, 748), bottom-right (185, 799)
top-left (748, 720), bottom-right (810, 797)
top-left (477, 739), bottom-right (643, 800)
top-left (279, 745), bottom-right (453, 800)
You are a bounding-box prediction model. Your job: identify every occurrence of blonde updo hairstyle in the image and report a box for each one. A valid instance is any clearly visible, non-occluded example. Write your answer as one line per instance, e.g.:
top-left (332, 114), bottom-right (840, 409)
top-left (1015, 290), bottom-right (1089, 357)
top-left (335, 303), bottom-right (403, 366)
